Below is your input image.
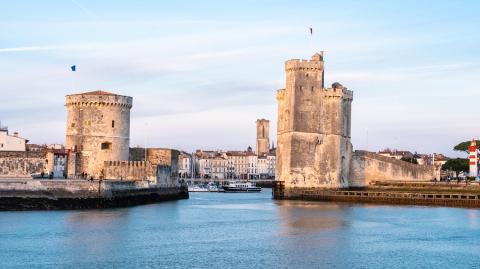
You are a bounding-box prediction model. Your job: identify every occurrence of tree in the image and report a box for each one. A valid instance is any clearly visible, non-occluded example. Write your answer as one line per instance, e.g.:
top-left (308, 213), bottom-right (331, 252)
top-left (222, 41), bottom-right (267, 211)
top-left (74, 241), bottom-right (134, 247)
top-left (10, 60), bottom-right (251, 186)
top-left (400, 156), bottom-right (418, 164)
top-left (453, 140), bottom-right (480, 153)
top-left (441, 158), bottom-right (468, 173)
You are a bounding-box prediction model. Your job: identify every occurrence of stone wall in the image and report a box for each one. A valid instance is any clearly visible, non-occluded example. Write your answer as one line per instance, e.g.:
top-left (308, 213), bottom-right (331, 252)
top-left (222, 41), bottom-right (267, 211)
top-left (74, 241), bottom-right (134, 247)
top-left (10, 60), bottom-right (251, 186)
top-left (0, 151), bottom-right (49, 178)
top-left (157, 165), bottom-right (179, 187)
top-left (129, 148), bottom-right (180, 166)
top-left (103, 161), bottom-right (157, 181)
top-left (130, 148), bottom-right (180, 174)
top-left (0, 179), bottom-right (188, 209)
top-left (350, 151), bottom-right (436, 187)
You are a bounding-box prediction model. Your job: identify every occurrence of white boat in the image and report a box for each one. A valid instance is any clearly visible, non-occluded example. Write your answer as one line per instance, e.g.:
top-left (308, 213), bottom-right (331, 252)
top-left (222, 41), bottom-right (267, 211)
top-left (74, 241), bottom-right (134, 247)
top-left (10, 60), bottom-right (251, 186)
top-left (222, 181), bottom-right (261, 192)
top-left (188, 185), bottom-right (209, 192)
top-left (207, 183), bottom-right (224, 192)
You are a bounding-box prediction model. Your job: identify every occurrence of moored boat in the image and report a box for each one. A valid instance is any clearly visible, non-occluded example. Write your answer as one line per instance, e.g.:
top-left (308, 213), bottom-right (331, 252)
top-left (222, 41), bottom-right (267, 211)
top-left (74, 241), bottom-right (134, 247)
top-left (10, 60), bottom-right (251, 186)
top-left (188, 185), bottom-right (209, 192)
top-left (222, 181), bottom-right (261, 192)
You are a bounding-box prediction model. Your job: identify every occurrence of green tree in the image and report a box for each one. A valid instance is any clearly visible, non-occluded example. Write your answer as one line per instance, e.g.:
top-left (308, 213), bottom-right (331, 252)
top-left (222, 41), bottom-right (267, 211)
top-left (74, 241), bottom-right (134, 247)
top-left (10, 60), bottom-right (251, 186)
top-left (400, 156), bottom-right (418, 164)
top-left (441, 158), bottom-right (468, 172)
top-left (453, 140), bottom-right (480, 153)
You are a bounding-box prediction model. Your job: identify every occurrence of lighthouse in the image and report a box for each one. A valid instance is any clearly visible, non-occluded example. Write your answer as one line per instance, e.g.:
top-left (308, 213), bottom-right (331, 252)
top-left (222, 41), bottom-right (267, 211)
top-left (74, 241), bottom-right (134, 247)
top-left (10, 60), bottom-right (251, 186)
top-left (468, 139), bottom-right (478, 178)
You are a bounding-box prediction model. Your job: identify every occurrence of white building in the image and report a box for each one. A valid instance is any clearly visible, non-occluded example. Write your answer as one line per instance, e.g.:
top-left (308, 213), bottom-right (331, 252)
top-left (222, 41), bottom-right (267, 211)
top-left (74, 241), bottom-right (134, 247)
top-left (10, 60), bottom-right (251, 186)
top-left (0, 126), bottom-right (27, 151)
top-left (247, 154), bottom-right (258, 179)
top-left (257, 152), bottom-right (276, 179)
top-left (178, 152), bottom-right (192, 178)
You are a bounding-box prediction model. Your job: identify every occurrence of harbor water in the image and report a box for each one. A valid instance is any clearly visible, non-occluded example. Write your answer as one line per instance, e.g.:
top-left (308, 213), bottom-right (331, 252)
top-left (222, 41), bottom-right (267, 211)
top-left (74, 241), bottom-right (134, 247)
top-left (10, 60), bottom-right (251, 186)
top-left (1, 189), bottom-right (479, 268)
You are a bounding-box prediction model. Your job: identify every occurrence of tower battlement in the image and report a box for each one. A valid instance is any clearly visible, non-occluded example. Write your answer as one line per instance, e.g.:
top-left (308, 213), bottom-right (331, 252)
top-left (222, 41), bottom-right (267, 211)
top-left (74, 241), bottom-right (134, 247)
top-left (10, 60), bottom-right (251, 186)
top-left (66, 90), bottom-right (132, 108)
top-left (285, 52), bottom-right (324, 72)
top-left (323, 86), bottom-right (353, 100)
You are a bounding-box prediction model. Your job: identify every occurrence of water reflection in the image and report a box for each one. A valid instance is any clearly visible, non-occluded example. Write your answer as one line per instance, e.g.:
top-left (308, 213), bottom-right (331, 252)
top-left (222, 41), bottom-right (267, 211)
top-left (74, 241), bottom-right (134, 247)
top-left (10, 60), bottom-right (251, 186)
top-left (275, 200), bottom-right (350, 235)
top-left (63, 210), bottom-right (130, 264)
top-left (274, 200), bottom-right (351, 268)
top-left (467, 210), bottom-right (479, 228)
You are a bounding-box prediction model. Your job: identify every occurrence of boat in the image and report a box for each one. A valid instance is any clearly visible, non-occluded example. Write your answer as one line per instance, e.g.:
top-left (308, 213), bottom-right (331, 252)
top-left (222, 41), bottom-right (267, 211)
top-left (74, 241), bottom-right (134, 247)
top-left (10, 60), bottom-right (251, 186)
top-left (188, 185), bottom-right (209, 192)
top-left (207, 183), bottom-right (224, 192)
top-left (222, 181), bottom-right (261, 192)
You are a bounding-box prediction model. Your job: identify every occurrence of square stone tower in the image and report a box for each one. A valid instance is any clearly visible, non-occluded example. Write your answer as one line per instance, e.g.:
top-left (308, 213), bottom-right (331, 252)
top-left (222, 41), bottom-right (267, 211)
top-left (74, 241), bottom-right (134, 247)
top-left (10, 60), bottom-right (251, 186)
top-left (256, 119), bottom-right (270, 156)
top-left (276, 52), bottom-right (353, 189)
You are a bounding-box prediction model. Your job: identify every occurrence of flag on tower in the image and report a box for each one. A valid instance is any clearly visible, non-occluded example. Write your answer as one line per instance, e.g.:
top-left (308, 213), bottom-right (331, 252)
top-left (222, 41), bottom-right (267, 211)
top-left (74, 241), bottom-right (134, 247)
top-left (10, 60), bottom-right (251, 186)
top-left (309, 27), bottom-right (313, 35)
top-left (71, 65), bottom-right (76, 71)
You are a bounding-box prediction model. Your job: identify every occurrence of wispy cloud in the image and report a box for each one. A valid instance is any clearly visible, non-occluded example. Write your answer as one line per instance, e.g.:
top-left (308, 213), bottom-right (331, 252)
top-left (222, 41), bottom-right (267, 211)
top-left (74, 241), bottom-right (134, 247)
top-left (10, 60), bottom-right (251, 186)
top-left (70, 0), bottom-right (96, 18)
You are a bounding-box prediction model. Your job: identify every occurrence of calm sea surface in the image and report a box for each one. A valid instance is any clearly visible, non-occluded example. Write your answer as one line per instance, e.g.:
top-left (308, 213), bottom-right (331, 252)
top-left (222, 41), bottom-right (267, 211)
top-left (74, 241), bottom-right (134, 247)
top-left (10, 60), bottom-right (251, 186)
top-left (1, 189), bottom-right (480, 269)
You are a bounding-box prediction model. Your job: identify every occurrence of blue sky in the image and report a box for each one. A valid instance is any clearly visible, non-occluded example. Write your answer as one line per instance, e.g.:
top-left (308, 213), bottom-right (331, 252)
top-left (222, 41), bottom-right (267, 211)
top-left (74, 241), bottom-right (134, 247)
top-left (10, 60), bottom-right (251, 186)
top-left (1, 0), bottom-right (479, 156)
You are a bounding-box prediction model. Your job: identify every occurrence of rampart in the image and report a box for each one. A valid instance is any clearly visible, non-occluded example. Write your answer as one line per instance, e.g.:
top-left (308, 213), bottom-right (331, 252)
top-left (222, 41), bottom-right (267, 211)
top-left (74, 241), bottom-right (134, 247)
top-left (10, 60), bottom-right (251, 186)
top-left (0, 151), bottom-right (49, 178)
top-left (103, 161), bottom-right (157, 181)
top-left (350, 150), bottom-right (436, 187)
top-left (129, 148), bottom-right (179, 166)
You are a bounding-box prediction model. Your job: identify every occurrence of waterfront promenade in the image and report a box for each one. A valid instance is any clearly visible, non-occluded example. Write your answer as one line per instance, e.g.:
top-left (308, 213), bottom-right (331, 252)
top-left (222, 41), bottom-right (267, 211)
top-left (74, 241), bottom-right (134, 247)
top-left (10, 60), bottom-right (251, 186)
top-left (1, 190), bottom-right (479, 268)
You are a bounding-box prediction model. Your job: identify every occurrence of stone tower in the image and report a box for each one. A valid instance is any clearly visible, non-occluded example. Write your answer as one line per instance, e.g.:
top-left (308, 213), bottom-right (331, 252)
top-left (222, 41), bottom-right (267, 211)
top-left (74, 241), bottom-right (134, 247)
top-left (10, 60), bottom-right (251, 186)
top-left (65, 90), bottom-right (132, 178)
top-left (256, 119), bottom-right (270, 156)
top-left (276, 52), bottom-right (353, 189)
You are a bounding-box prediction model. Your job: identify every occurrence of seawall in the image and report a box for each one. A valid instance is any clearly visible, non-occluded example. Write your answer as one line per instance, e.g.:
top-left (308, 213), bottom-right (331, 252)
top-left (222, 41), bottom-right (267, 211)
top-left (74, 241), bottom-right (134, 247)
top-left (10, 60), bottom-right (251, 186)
top-left (273, 181), bottom-right (480, 208)
top-left (0, 179), bottom-right (188, 210)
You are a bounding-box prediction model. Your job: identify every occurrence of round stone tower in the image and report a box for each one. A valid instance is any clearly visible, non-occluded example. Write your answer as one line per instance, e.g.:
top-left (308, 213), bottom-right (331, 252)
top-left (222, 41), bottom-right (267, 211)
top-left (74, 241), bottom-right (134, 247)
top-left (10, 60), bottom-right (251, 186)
top-left (65, 90), bottom-right (132, 178)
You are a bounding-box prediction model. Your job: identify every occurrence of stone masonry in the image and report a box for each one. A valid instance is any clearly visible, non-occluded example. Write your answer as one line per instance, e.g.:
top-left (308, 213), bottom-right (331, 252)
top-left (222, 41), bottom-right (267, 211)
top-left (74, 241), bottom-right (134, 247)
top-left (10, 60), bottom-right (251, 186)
top-left (276, 52), bottom-right (435, 191)
top-left (276, 52), bottom-right (353, 189)
top-left (0, 151), bottom-right (49, 178)
top-left (256, 119), bottom-right (270, 156)
top-left (65, 90), bottom-right (132, 178)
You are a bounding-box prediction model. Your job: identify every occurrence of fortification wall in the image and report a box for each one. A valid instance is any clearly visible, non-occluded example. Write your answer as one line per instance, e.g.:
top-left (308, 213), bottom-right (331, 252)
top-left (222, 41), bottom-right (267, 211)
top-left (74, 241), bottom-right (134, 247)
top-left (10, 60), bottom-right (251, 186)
top-left (350, 151), bottom-right (436, 187)
top-left (130, 148), bottom-right (180, 174)
top-left (103, 161), bottom-right (156, 181)
top-left (0, 151), bottom-right (49, 178)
